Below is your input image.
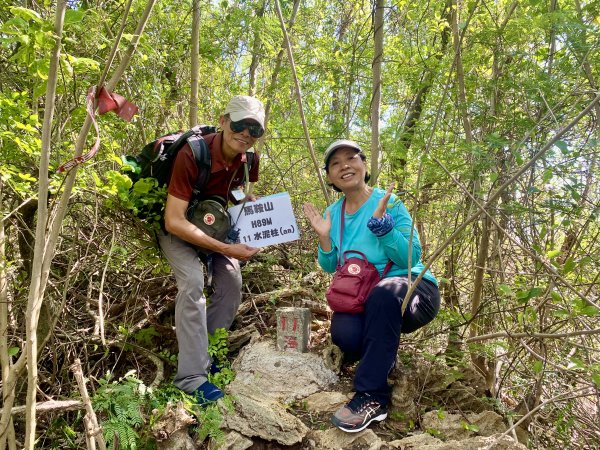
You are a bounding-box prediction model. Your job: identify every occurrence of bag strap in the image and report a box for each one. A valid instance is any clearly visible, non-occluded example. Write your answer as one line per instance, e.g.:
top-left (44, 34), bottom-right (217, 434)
top-left (338, 199), bottom-right (394, 275)
top-left (189, 134), bottom-right (211, 197)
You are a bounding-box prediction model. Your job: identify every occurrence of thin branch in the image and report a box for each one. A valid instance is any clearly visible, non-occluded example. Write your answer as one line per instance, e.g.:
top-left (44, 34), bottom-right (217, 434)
top-left (403, 90), bottom-right (600, 306)
top-left (466, 327), bottom-right (600, 343)
top-left (431, 154), bottom-right (599, 309)
top-left (489, 387), bottom-right (594, 449)
top-left (273, 0), bottom-right (331, 204)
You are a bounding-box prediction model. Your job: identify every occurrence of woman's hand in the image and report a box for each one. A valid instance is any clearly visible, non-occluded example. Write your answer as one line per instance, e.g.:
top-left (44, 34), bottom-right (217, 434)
top-left (303, 203), bottom-right (331, 237)
top-left (373, 183), bottom-right (394, 218)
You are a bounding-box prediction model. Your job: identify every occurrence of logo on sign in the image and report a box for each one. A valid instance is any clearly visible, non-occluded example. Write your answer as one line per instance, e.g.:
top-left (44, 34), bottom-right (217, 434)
top-left (203, 213), bottom-right (215, 225)
top-left (348, 264), bottom-right (361, 275)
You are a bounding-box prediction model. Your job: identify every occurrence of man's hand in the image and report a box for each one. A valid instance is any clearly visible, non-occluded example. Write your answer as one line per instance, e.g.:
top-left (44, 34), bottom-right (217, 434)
top-left (373, 183), bottom-right (394, 219)
top-left (226, 243), bottom-right (261, 261)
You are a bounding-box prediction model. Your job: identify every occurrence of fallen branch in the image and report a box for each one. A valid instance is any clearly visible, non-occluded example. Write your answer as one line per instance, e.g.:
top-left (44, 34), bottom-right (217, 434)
top-left (10, 400), bottom-right (84, 416)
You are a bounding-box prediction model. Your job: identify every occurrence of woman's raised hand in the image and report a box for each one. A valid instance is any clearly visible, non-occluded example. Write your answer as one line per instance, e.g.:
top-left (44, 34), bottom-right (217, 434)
top-left (373, 184), bottom-right (395, 218)
top-left (303, 202), bottom-right (331, 238)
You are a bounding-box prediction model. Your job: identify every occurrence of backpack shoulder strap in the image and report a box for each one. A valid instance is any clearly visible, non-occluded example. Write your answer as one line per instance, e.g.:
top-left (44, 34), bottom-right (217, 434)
top-left (188, 133), bottom-right (211, 196)
top-left (164, 129), bottom-right (196, 157)
top-left (246, 151), bottom-right (255, 171)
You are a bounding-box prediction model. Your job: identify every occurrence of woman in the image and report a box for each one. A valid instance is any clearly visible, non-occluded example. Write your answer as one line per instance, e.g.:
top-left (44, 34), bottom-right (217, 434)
top-left (303, 139), bottom-right (440, 433)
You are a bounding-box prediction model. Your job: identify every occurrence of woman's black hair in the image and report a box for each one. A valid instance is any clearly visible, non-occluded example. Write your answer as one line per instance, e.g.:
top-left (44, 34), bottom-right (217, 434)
top-left (325, 152), bottom-right (370, 192)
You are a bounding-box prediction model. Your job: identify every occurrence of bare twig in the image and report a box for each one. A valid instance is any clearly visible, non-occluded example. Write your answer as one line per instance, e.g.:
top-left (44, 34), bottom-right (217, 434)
top-left (70, 359), bottom-right (106, 450)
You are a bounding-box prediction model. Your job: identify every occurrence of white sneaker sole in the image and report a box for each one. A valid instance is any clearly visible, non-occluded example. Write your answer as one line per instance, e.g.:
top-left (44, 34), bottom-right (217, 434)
top-left (334, 411), bottom-right (388, 433)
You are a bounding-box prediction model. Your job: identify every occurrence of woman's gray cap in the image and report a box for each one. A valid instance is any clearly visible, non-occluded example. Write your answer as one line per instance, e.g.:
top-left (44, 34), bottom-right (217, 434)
top-left (323, 139), bottom-right (362, 168)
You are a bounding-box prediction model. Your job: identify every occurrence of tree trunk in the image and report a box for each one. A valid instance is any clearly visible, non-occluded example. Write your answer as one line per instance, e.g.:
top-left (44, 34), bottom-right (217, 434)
top-left (248, 2), bottom-right (265, 97)
top-left (189, 0), bottom-right (200, 127)
top-left (22, 2), bottom-right (67, 447)
top-left (0, 182), bottom-right (17, 450)
top-left (370, 0), bottom-right (384, 183)
top-left (393, 0), bottom-right (452, 189)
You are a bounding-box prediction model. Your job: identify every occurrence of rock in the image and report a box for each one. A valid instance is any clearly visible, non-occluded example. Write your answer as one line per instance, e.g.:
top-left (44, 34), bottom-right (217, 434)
top-left (302, 391), bottom-right (349, 413)
top-left (388, 432), bottom-right (444, 448)
top-left (311, 428), bottom-right (384, 449)
top-left (208, 431), bottom-right (253, 450)
top-left (220, 338), bottom-right (339, 446)
top-left (421, 410), bottom-right (507, 440)
top-left (230, 339), bottom-right (338, 403)
top-left (389, 433), bottom-right (527, 449)
top-left (220, 393), bottom-right (309, 446)
top-left (322, 343), bottom-right (343, 373)
top-left (151, 402), bottom-right (197, 450)
top-left (228, 324), bottom-right (260, 353)
top-left (390, 354), bottom-right (490, 424)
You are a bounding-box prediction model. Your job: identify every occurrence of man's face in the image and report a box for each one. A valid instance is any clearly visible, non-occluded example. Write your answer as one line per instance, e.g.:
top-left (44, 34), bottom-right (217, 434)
top-left (220, 116), bottom-right (261, 155)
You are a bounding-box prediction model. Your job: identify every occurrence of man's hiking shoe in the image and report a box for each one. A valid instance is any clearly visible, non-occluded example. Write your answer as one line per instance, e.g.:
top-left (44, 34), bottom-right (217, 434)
top-left (209, 361), bottom-right (222, 375)
top-left (194, 381), bottom-right (224, 406)
top-left (331, 392), bottom-right (388, 433)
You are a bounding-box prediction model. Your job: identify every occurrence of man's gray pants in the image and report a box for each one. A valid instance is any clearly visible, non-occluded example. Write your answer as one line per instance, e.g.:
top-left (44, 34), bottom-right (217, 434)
top-left (158, 232), bottom-right (242, 394)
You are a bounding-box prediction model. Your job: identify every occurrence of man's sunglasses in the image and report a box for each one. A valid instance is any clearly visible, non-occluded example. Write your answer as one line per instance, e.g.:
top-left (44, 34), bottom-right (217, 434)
top-left (229, 119), bottom-right (264, 138)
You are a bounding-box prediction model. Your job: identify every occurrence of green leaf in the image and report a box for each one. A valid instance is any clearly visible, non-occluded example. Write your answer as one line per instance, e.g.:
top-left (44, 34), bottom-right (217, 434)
top-left (552, 309), bottom-right (569, 319)
top-left (562, 258), bottom-right (575, 274)
top-left (532, 360), bottom-right (544, 374)
top-left (461, 421), bottom-right (480, 432)
top-left (568, 357), bottom-right (585, 369)
top-left (573, 299), bottom-right (599, 316)
top-left (579, 256), bottom-right (592, 268)
top-left (542, 168), bottom-right (553, 183)
top-left (71, 56), bottom-right (100, 72)
top-left (516, 287), bottom-right (543, 303)
top-left (18, 34), bottom-right (30, 45)
top-left (546, 249), bottom-right (560, 259)
top-left (10, 7), bottom-right (43, 24)
top-left (555, 140), bottom-right (569, 155)
top-left (33, 80), bottom-right (48, 98)
top-left (64, 9), bottom-right (85, 25)
top-left (8, 347), bottom-right (20, 357)
top-left (592, 374), bottom-right (600, 389)
top-left (17, 172), bottom-right (37, 182)
top-left (498, 284), bottom-right (513, 296)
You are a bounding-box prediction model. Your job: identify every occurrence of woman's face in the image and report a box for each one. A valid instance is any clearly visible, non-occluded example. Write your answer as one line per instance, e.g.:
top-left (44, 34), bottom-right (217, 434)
top-left (326, 147), bottom-right (366, 191)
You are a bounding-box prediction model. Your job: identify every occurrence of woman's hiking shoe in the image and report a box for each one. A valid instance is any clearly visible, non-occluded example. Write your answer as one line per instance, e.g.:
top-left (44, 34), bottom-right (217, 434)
top-left (194, 381), bottom-right (224, 406)
top-left (331, 392), bottom-right (388, 433)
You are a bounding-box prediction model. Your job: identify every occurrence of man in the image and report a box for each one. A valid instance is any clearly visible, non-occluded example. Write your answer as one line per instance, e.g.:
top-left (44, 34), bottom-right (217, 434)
top-left (158, 95), bottom-right (264, 404)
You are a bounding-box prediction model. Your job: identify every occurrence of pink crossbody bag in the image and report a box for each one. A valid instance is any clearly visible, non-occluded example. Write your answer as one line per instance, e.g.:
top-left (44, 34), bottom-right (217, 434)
top-left (325, 200), bottom-right (393, 313)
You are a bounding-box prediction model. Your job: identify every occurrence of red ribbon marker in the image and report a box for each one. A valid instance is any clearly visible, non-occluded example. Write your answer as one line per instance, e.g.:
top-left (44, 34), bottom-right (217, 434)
top-left (57, 86), bottom-right (138, 173)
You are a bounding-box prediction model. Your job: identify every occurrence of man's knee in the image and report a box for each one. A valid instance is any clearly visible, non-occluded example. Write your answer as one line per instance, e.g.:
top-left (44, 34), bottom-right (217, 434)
top-left (178, 274), bottom-right (205, 301)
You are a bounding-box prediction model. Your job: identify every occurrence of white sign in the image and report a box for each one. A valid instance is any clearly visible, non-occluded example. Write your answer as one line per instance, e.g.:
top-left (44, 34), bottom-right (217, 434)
top-left (228, 192), bottom-right (300, 248)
